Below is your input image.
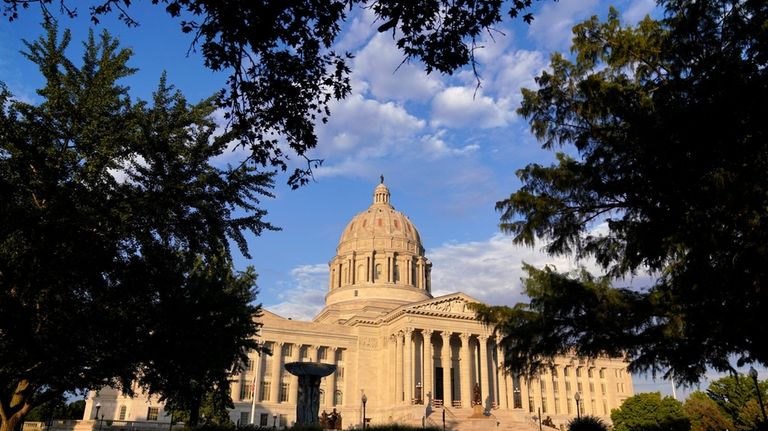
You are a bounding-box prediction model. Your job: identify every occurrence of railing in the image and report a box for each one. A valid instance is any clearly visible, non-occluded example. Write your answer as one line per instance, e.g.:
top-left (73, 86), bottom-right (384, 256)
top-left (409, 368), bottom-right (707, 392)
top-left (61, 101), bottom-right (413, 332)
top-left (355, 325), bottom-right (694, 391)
top-left (451, 400), bottom-right (462, 408)
top-left (432, 399), bottom-right (443, 408)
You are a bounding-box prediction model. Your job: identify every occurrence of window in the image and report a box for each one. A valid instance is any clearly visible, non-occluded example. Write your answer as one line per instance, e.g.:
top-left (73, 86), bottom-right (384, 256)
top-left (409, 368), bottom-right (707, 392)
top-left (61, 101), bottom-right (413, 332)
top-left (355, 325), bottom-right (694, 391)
top-left (601, 383), bottom-right (606, 395)
top-left (241, 382), bottom-right (253, 400)
top-left (318, 347), bottom-right (327, 361)
top-left (554, 397), bottom-right (560, 414)
top-left (541, 396), bottom-right (547, 413)
top-left (565, 381), bottom-right (571, 394)
top-left (337, 350), bottom-right (344, 361)
top-left (118, 406), bottom-right (127, 421)
top-left (567, 399), bottom-right (573, 414)
top-left (563, 367), bottom-right (570, 377)
top-left (576, 367), bottom-right (582, 377)
top-left (260, 414), bottom-right (268, 427)
top-left (375, 264), bottom-right (382, 280)
top-left (603, 400), bottom-right (608, 414)
top-left (587, 368), bottom-right (593, 378)
top-left (589, 382), bottom-right (594, 393)
top-left (279, 414), bottom-right (288, 427)
top-left (260, 381), bottom-right (271, 401)
top-left (334, 390), bottom-right (343, 405)
top-left (280, 382), bottom-right (290, 402)
top-left (147, 407), bottom-right (159, 421)
top-left (528, 396), bottom-right (535, 413)
top-left (239, 412), bottom-right (249, 426)
top-left (577, 382), bottom-right (583, 393)
top-left (393, 262), bottom-right (399, 282)
top-left (336, 366), bottom-right (344, 380)
top-left (540, 380), bottom-right (546, 392)
top-left (247, 357), bottom-right (255, 371)
top-left (599, 368), bottom-right (606, 379)
top-left (283, 344), bottom-right (293, 357)
top-left (552, 381), bottom-right (559, 392)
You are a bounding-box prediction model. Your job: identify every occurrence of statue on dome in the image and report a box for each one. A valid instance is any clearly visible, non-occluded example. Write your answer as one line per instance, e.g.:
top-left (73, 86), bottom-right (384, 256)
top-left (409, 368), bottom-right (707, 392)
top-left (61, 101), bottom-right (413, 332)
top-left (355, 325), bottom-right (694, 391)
top-left (380, 174), bottom-right (384, 184)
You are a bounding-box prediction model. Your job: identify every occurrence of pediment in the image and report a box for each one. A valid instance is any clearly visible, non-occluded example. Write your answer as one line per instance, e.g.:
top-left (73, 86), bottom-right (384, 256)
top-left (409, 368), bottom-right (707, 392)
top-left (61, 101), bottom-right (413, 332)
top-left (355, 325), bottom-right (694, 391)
top-left (380, 292), bottom-right (484, 322)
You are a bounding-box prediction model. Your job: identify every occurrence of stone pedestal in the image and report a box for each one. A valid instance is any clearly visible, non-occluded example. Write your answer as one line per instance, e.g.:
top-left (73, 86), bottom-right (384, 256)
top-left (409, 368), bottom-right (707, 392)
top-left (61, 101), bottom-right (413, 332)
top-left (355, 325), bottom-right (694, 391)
top-left (284, 362), bottom-right (336, 426)
top-left (469, 404), bottom-right (486, 418)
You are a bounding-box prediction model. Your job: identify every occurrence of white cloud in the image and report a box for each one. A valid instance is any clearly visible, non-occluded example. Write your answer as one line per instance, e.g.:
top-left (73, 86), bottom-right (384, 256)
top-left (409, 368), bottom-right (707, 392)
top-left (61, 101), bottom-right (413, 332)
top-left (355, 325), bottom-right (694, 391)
top-left (528, 0), bottom-right (599, 50)
top-left (428, 233), bottom-right (591, 306)
top-left (430, 86), bottom-right (509, 129)
top-left (420, 130), bottom-right (480, 158)
top-left (622, 0), bottom-right (656, 23)
top-left (352, 33), bottom-right (443, 102)
top-left (266, 264), bottom-right (328, 320)
top-left (334, 8), bottom-right (378, 53)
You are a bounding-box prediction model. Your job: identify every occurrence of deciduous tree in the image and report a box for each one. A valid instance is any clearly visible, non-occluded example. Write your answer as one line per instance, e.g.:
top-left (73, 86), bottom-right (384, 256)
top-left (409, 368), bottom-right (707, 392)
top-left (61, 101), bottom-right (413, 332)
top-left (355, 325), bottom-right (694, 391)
top-left (474, 0), bottom-right (768, 384)
top-left (611, 392), bottom-right (690, 431)
top-left (2, 0), bottom-right (542, 187)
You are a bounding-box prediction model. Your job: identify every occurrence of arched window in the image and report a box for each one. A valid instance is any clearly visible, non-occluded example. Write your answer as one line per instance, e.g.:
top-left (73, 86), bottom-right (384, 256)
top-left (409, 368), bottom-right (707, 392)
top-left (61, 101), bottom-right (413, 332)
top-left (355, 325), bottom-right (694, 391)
top-left (375, 264), bottom-right (382, 280)
top-left (393, 262), bottom-right (399, 283)
top-left (334, 390), bottom-right (343, 405)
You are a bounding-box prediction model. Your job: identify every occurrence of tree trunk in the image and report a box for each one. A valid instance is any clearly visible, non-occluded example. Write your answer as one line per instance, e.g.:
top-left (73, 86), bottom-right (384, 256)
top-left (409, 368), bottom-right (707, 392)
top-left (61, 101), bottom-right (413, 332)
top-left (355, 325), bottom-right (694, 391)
top-left (188, 397), bottom-right (201, 427)
top-left (1, 412), bottom-right (23, 431)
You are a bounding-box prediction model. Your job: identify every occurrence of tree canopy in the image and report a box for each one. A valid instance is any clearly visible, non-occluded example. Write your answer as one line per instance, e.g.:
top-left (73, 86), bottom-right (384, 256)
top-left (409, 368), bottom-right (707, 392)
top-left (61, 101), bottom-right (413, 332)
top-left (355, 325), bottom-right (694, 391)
top-left (2, 0), bottom-right (542, 188)
top-left (473, 0), bottom-right (768, 384)
top-left (611, 392), bottom-right (690, 431)
top-left (0, 23), bottom-right (269, 431)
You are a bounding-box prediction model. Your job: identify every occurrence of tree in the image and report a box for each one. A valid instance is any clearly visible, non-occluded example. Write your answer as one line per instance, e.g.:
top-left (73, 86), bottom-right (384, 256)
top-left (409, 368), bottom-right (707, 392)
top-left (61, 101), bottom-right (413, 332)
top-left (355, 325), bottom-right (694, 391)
top-left (705, 375), bottom-right (768, 431)
top-left (0, 23), bottom-right (272, 431)
top-left (24, 397), bottom-right (84, 422)
top-left (683, 391), bottom-right (734, 431)
top-left (2, 0), bottom-right (543, 188)
top-left (611, 392), bottom-right (690, 431)
top-left (567, 415), bottom-right (608, 431)
top-left (473, 0), bottom-right (768, 383)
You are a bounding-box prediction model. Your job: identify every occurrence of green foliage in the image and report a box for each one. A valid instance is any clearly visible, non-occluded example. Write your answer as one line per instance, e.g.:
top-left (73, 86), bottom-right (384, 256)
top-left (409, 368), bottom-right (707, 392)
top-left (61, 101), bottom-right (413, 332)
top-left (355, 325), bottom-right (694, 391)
top-left (479, 0), bottom-right (768, 383)
top-left (0, 22), bottom-right (272, 431)
top-left (24, 398), bottom-right (84, 422)
top-left (567, 415), bottom-right (608, 431)
top-left (683, 391), bottom-right (734, 431)
top-left (704, 375), bottom-right (768, 431)
top-left (611, 392), bottom-right (690, 431)
top-left (2, 0), bottom-right (541, 188)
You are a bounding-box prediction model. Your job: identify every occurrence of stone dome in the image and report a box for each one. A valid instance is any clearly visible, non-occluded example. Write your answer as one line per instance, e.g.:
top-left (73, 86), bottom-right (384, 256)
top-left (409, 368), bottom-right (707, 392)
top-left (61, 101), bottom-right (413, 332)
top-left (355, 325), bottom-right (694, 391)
top-left (337, 182), bottom-right (423, 256)
top-left (316, 180), bottom-right (433, 323)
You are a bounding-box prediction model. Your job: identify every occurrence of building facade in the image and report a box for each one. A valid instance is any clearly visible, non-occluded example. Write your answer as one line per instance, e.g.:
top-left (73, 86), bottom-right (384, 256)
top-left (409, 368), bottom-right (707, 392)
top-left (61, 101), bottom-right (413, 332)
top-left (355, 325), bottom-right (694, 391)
top-left (84, 182), bottom-right (633, 430)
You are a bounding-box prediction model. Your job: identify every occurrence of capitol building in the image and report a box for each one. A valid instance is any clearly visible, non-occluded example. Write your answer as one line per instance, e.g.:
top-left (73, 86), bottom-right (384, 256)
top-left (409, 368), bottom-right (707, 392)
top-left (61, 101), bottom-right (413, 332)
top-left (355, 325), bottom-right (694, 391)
top-left (84, 181), bottom-right (633, 430)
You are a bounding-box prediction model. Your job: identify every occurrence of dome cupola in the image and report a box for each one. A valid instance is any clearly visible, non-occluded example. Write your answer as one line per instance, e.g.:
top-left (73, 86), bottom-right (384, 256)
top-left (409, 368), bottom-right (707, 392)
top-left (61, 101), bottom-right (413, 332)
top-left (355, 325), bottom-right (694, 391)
top-left (316, 178), bottom-right (432, 322)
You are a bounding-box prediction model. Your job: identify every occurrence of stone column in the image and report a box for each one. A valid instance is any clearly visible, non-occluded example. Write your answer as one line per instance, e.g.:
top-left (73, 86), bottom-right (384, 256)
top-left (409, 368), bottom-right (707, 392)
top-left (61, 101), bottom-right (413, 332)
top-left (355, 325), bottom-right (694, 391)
top-left (288, 344), bottom-right (299, 405)
top-left (478, 335), bottom-right (489, 408)
top-left (232, 370), bottom-right (243, 402)
top-left (271, 342), bottom-right (284, 403)
top-left (440, 332), bottom-right (453, 406)
top-left (423, 330), bottom-right (434, 405)
top-left (498, 344), bottom-right (510, 409)
top-left (326, 348), bottom-right (337, 408)
top-left (396, 332), bottom-right (404, 403)
top-left (460, 334), bottom-right (472, 408)
top-left (309, 345), bottom-right (319, 363)
top-left (404, 328), bottom-right (414, 404)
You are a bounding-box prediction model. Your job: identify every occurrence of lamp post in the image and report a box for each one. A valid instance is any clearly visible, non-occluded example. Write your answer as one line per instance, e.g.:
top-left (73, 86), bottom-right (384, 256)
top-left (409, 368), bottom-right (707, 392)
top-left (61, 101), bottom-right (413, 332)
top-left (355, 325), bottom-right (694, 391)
top-left (361, 393), bottom-right (367, 429)
top-left (416, 382), bottom-right (423, 404)
top-left (749, 367), bottom-right (768, 424)
top-left (574, 392), bottom-right (582, 419)
top-left (94, 403), bottom-right (101, 420)
top-left (272, 413), bottom-right (277, 429)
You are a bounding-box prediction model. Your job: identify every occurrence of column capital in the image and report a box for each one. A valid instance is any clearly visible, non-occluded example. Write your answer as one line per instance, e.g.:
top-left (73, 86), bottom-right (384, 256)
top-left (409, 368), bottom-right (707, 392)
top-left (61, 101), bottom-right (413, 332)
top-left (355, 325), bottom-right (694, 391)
top-left (422, 329), bottom-right (434, 337)
top-left (478, 334), bottom-right (489, 342)
top-left (403, 327), bottom-right (414, 335)
top-left (459, 333), bottom-right (471, 342)
top-left (441, 331), bottom-right (452, 340)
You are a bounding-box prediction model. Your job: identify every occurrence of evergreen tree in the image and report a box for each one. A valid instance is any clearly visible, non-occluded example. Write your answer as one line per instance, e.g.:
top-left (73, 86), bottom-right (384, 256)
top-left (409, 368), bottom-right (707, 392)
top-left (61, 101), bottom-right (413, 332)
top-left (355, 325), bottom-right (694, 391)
top-left (0, 23), bottom-right (272, 431)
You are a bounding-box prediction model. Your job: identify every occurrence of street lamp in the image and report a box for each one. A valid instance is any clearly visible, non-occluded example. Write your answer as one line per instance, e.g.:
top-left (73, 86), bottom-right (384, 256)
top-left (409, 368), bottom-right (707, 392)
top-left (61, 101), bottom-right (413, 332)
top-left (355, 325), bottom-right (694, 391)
top-left (749, 367), bottom-right (768, 424)
top-left (361, 393), bottom-right (368, 429)
top-left (272, 413), bottom-right (277, 429)
top-left (416, 382), bottom-right (423, 404)
top-left (94, 403), bottom-right (101, 420)
top-left (574, 392), bottom-right (582, 419)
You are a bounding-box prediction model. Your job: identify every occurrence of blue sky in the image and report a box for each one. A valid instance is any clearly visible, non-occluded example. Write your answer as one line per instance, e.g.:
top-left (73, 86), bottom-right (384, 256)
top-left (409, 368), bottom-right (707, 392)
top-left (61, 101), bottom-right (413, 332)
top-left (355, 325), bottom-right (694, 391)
top-left (5, 0), bottom-right (754, 398)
